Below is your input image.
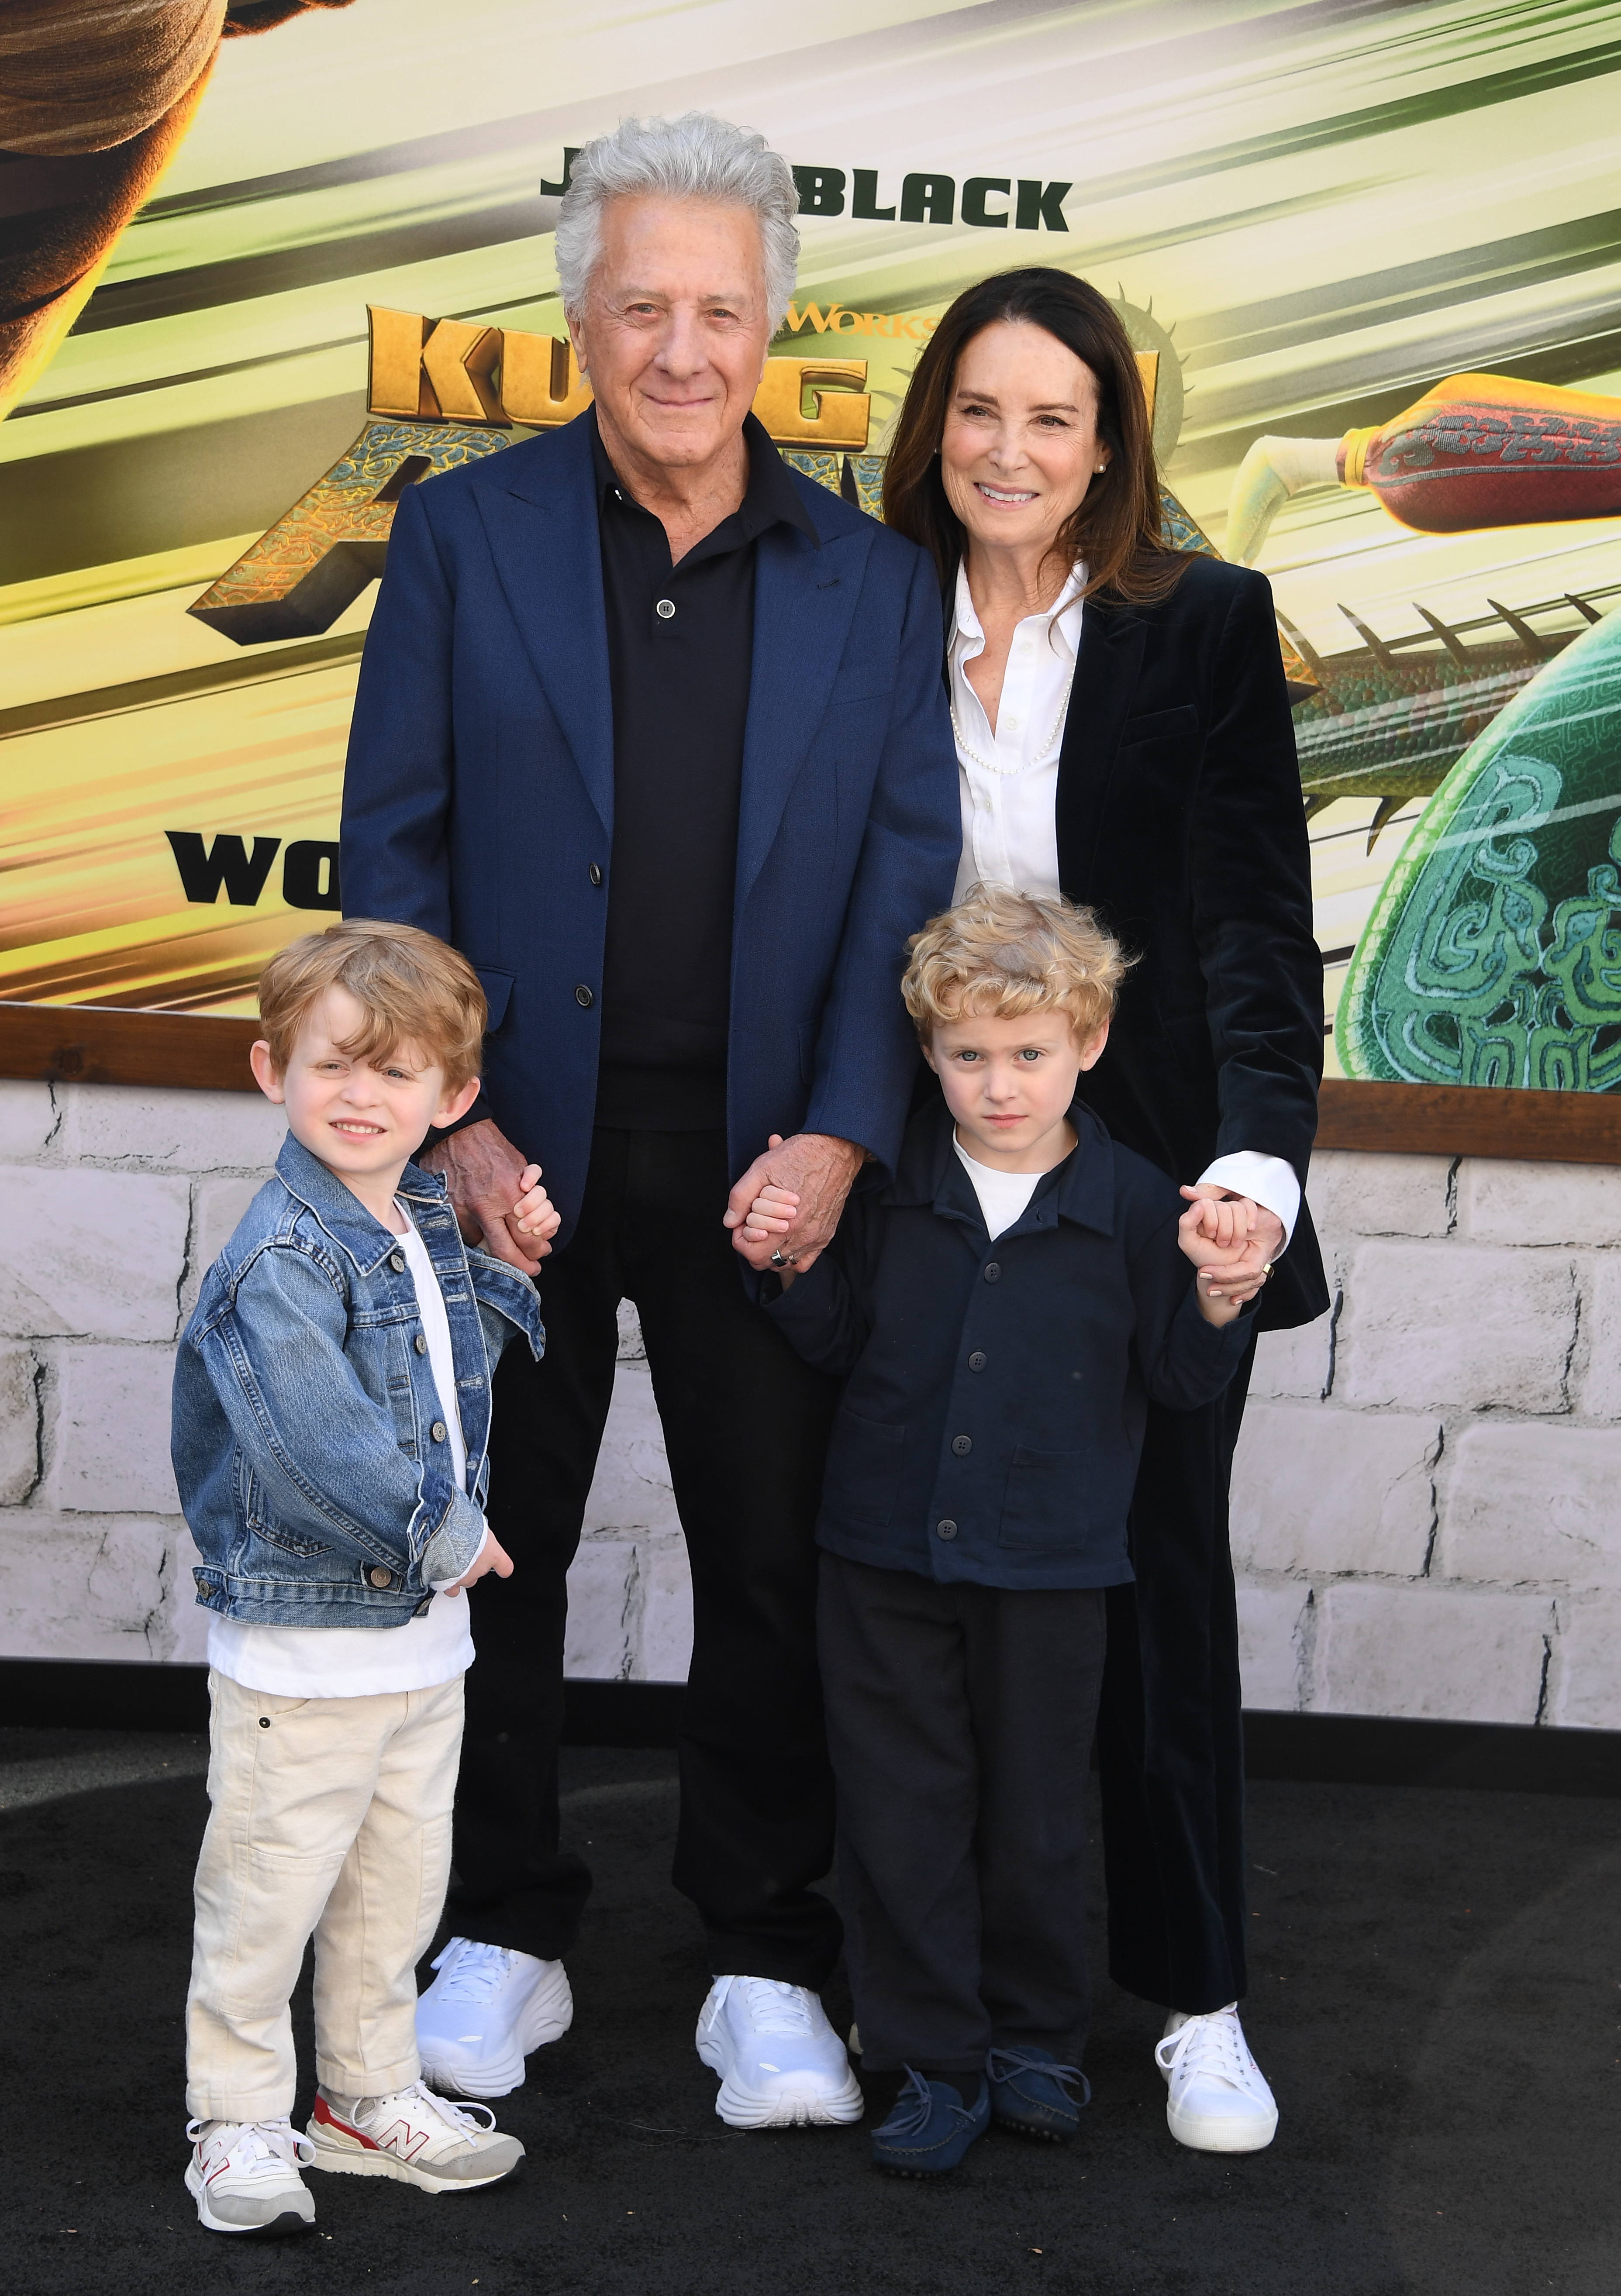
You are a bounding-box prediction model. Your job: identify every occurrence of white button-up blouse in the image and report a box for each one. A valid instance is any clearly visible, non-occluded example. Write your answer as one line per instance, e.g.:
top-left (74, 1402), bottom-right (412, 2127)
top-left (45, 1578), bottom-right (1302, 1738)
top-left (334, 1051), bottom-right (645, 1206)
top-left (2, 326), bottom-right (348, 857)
top-left (945, 558), bottom-right (1301, 1246)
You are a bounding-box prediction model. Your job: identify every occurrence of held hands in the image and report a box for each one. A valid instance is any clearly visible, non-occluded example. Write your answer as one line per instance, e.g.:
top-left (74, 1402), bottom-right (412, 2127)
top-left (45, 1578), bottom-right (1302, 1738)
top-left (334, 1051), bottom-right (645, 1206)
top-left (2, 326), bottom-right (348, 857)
top-left (724, 1131), bottom-right (865, 1274)
top-left (1177, 1186), bottom-right (1280, 1327)
top-left (420, 1120), bottom-right (557, 1275)
top-left (441, 1526), bottom-right (515, 1598)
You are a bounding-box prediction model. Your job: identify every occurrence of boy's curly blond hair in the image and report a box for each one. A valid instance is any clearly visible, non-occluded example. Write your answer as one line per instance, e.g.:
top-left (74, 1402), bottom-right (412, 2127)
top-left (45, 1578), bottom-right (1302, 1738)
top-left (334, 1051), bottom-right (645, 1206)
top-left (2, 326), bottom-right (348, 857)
top-left (257, 919), bottom-right (486, 1091)
top-left (902, 884), bottom-right (1128, 1046)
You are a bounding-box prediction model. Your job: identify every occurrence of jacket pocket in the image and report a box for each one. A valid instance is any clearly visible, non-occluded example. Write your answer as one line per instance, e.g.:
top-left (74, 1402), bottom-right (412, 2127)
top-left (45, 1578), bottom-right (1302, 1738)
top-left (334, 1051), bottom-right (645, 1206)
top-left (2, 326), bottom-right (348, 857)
top-left (997, 1446), bottom-right (1090, 1547)
top-left (471, 965), bottom-right (516, 1033)
top-left (820, 1407), bottom-right (906, 1527)
top-left (1120, 703), bottom-right (1198, 745)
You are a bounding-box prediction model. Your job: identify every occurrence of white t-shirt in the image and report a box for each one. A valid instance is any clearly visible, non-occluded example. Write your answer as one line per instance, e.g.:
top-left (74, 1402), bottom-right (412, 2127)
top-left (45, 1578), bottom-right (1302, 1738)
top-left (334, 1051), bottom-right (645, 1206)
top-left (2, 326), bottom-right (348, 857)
top-left (207, 1205), bottom-right (482, 1698)
top-left (954, 1138), bottom-right (1044, 1241)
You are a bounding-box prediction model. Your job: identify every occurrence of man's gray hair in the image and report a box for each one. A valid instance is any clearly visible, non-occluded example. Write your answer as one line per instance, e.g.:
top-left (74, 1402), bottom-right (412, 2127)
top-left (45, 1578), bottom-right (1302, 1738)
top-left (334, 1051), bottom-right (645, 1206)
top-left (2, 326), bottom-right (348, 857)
top-left (555, 112), bottom-right (800, 329)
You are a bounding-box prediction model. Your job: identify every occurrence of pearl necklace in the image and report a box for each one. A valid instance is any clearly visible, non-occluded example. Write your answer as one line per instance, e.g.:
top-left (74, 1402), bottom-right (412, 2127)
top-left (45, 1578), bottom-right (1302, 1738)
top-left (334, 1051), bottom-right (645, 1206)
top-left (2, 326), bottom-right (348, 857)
top-left (949, 665), bottom-right (1076, 778)
top-left (949, 575), bottom-right (1082, 777)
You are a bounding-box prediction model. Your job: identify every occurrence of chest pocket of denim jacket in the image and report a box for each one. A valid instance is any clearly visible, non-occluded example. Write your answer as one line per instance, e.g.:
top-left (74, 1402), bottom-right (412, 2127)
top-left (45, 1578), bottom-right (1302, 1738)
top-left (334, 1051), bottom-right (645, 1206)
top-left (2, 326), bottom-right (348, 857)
top-left (821, 1407), bottom-right (906, 1527)
top-left (998, 1445), bottom-right (1090, 1546)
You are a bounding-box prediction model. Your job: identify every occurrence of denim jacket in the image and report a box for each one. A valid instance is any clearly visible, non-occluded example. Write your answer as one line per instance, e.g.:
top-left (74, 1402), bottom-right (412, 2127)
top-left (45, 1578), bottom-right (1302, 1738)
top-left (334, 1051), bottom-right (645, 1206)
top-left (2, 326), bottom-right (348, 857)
top-left (172, 1133), bottom-right (544, 1629)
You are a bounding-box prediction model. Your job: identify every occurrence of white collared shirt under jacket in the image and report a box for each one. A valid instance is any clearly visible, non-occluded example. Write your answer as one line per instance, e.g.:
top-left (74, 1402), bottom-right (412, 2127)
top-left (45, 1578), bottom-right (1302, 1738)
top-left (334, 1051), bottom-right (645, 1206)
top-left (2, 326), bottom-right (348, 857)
top-left (947, 559), bottom-right (1300, 1245)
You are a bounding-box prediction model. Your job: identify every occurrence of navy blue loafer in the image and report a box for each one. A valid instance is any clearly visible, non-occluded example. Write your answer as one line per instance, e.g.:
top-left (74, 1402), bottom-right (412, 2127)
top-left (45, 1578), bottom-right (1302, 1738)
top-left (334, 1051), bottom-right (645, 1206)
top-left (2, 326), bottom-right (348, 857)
top-left (986, 2046), bottom-right (1090, 2141)
top-left (871, 2069), bottom-right (990, 2177)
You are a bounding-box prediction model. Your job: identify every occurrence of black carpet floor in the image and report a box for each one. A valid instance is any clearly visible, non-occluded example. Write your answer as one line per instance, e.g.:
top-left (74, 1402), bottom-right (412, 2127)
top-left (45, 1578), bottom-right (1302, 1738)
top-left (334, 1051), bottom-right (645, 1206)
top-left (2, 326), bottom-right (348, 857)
top-left (3, 1734), bottom-right (1617, 2296)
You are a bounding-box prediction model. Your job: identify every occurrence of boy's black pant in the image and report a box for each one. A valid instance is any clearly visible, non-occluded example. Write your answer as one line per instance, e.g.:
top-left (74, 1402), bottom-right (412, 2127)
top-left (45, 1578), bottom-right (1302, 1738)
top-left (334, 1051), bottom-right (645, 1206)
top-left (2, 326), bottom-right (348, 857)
top-left (817, 1553), bottom-right (1108, 2074)
top-left (448, 1126), bottom-right (843, 1987)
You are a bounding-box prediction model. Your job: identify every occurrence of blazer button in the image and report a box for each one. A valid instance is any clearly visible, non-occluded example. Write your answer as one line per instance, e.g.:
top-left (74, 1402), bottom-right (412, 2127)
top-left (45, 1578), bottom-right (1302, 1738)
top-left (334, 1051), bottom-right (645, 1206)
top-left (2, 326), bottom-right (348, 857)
top-left (951, 1434), bottom-right (972, 1456)
top-left (983, 1261), bottom-right (1001, 1283)
top-left (368, 1566), bottom-right (393, 1588)
top-left (390, 1251), bottom-right (406, 1272)
top-left (589, 862), bottom-right (603, 886)
top-left (431, 1420), bottom-right (448, 1442)
top-left (935, 1518), bottom-right (959, 1540)
top-left (575, 983), bottom-right (594, 1007)
top-left (414, 1333), bottom-right (428, 1355)
top-left (968, 1350), bottom-right (987, 1371)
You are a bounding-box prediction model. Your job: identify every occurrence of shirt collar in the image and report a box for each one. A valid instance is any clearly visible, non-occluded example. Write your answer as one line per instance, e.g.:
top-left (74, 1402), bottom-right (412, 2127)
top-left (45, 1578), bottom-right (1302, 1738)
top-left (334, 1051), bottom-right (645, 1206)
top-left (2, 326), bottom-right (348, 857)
top-left (886, 1094), bottom-right (1117, 1237)
top-left (591, 407), bottom-right (819, 547)
top-left (950, 558), bottom-right (1086, 651)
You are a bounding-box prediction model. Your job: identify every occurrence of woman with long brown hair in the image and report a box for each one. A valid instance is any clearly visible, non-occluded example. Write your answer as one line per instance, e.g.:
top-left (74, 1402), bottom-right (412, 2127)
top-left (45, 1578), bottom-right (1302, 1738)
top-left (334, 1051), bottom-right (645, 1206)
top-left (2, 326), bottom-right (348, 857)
top-left (883, 268), bottom-right (1328, 2154)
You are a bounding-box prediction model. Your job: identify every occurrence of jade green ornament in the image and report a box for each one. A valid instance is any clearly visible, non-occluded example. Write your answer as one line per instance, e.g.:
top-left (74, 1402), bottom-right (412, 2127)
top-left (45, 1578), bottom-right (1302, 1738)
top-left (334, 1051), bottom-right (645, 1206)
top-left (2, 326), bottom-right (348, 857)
top-left (1338, 606), bottom-right (1621, 1091)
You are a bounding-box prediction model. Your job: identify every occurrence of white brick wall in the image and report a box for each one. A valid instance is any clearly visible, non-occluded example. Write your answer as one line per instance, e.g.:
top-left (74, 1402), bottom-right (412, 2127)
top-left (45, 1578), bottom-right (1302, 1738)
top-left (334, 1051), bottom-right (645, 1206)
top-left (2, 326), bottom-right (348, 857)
top-left (0, 1081), bottom-right (684, 1678)
top-left (1, 1085), bottom-right (1618, 1728)
top-left (1237, 1151), bottom-right (1621, 1728)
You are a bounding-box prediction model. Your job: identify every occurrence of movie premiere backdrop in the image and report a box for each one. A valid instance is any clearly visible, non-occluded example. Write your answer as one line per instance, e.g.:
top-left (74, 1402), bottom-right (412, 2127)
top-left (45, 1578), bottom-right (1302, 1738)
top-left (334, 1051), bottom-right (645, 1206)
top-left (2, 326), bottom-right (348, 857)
top-left (3, 0), bottom-right (1620, 1100)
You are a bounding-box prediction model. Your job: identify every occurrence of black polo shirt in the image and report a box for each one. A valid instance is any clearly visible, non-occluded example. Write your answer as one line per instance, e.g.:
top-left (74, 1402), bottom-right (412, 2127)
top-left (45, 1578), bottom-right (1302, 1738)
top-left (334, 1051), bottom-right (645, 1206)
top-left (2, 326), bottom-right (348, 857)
top-left (591, 409), bottom-right (819, 1131)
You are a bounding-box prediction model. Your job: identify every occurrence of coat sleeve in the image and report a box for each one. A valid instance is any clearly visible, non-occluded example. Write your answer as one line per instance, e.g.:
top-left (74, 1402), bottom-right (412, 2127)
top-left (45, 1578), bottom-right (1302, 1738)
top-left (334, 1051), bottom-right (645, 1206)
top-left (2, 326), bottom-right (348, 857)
top-left (339, 484), bottom-right (504, 1141)
top-left (759, 1192), bottom-right (877, 1376)
top-left (801, 546), bottom-right (961, 1172)
top-left (188, 1243), bottom-right (490, 1589)
top-left (1126, 1211), bottom-right (1256, 1411)
top-left (1191, 568), bottom-right (1323, 1183)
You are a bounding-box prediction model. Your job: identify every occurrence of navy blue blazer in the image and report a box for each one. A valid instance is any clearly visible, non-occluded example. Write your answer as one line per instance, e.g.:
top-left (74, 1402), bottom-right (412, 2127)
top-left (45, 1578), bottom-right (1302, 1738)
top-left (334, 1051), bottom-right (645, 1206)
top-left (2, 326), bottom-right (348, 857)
top-left (763, 1098), bottom-right (1254, 1591)
top-left (340, 415), bottom-right (961, 1243)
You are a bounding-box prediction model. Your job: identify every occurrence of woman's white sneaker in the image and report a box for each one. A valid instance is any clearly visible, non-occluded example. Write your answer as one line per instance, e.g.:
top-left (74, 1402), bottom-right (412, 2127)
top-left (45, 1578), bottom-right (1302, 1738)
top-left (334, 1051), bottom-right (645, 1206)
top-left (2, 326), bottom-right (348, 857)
top-left (184, 2116), bottom-right (316, 2235)
top-left (306, 2080), bottom-right (524, 2191)
top-left (695, 1975), bottom-right (865, 2128)
top-left (1155, 2003), bottom-right (1279, 2152)
top-left (415, 1936), bottom-right (573, 2098)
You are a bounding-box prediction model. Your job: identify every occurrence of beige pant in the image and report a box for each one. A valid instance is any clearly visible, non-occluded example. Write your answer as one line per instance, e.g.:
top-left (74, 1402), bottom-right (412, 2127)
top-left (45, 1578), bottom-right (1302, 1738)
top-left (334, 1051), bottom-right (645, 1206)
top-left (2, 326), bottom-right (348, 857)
top-left (186, 1670), bottom-right (464, 2122)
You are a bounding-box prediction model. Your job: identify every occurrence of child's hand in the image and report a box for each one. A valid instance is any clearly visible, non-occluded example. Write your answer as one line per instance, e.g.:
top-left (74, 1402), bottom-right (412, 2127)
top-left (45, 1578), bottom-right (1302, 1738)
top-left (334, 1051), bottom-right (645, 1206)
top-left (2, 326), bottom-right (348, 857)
top-left (1177, 1201), bottom-right (1273, 1327)
top-left (741, 1166), bottom-right (803, 1280)
top-left (442, 1528), bottom-right (514, 1596)
top-left (510, 1164), bottom-right (561, 1252)
top-left (1178, 1185), bottom-right (1255, 1251)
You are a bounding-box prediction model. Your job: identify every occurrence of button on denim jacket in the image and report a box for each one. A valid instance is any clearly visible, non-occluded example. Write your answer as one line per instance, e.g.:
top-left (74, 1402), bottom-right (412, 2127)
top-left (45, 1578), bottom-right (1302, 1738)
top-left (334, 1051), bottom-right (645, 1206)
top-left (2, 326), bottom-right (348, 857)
top-left (172, 1133), bottom-right (544, 1629)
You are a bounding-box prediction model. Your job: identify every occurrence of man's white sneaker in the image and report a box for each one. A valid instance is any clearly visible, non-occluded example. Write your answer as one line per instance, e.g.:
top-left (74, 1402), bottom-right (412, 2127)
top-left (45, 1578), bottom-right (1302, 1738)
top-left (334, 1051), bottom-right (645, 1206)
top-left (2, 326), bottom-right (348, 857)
top-left (306, 2081), bottom-right (524, 2192)
top-left (184, 2116), bottom-right (316, 2235)
top-left (1155, 2003), bottom-right (1279, 2152)
top-left (695, 1975), bottom-right (864, 2129)
top-left (415, 1936), bottom-right (573, 2099)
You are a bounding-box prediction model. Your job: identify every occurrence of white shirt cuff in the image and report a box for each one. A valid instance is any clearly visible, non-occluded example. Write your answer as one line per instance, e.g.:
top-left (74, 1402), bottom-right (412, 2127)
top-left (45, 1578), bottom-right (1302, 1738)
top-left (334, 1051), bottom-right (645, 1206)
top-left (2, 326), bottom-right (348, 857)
top-left (1196, 1153), bottom-right (1300, 1249)
top-left (429, 1523), bottom-right (489, 1594)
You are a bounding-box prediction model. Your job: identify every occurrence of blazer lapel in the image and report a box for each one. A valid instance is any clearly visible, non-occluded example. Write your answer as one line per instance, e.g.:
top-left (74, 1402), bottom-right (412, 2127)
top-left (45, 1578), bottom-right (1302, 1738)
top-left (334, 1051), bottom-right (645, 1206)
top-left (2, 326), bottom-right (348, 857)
top-left (735, 522), bottom-right (864, 912)
top-left (1055, 599), bottom-right (1147, 903)
top-left (472, 420), bottom-right (615, 839)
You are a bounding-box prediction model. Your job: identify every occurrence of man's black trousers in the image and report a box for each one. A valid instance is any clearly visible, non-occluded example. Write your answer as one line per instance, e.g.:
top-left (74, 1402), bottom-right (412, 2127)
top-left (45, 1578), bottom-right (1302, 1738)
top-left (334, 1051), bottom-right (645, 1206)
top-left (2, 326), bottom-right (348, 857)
top-left (1097, 1334), bottom-right (1257, 2017)
top-left (448, 1126), bottom-right (844, 1987)
top-left (817, 1554), bottom-right (1107, 2075)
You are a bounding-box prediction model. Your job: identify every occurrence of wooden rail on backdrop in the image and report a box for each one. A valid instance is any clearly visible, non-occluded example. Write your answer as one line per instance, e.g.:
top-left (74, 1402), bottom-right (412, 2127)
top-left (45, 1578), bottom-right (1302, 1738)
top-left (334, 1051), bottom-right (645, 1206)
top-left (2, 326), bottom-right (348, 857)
top-left (2, 1002), bottom-right (1620, 1163)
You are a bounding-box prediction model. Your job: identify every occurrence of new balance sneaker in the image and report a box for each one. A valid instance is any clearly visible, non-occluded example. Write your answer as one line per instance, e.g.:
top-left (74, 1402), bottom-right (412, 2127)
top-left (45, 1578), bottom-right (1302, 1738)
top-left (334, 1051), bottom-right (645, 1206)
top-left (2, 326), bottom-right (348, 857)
top-left (986, 2045), bottom-right (1091, 2141)
top-left (695, 1975), bottom-right (865, 2128)
top-left (415, 1937), bottom-right (573, 2099)
top-left (184, 2116), bottom-right (316, 2235)
top-left (1155, 2004), bottom-right (1278, 2152)
top-left (306, 2081), bottom-right (524, 2192)
top-left (871, 2070), bottom-right (990, 2177)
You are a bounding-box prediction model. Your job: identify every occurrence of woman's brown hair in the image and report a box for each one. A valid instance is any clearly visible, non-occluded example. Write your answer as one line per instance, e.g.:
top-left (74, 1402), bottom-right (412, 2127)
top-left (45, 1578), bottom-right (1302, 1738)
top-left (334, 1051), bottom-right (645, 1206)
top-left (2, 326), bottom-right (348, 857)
top-left (882, 268), bottom-right (1187, 606)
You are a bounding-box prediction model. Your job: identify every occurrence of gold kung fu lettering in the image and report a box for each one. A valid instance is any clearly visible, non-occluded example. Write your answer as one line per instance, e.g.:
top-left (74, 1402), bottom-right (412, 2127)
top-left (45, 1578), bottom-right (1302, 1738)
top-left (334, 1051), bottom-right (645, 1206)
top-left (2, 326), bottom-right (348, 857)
top-left (191, 308), bottom-right (874, 645)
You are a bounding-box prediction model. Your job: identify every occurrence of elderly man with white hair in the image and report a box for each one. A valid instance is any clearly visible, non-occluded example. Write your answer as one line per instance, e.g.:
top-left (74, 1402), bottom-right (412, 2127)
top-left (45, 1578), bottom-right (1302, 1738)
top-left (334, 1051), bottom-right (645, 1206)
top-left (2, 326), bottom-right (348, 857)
top-left (340, 112), bottom-right (959, 2126)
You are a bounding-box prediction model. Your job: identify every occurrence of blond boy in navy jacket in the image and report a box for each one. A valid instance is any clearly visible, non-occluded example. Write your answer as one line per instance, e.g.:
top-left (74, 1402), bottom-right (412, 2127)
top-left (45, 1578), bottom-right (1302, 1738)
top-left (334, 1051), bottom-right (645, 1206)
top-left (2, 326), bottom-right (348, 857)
top-left (742, 887), bottom-right (1273, 2177)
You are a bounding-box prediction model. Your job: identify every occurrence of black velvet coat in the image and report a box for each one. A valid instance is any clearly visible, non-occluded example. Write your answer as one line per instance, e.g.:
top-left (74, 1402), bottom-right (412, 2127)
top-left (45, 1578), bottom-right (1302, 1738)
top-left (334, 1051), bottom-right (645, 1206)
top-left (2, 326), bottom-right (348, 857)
top-left (1052, 553), bottom-right (1330, 1332)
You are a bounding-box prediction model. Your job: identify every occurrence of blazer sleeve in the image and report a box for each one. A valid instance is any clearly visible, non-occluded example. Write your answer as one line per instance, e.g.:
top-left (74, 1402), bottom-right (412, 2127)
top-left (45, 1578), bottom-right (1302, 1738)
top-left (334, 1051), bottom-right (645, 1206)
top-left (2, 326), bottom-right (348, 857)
top-left (1191, 568), bottom-right (1324, 1183)
top-left (801, 546), bottom-right (961, 1172)
top-left (339, 487), bottom-right (503, 1139)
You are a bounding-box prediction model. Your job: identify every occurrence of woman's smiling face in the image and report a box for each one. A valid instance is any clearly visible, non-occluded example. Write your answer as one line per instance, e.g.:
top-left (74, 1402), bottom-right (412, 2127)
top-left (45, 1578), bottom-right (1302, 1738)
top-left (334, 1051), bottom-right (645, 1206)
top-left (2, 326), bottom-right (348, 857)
top-left (939, 318), bottom-right (1109, 563)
